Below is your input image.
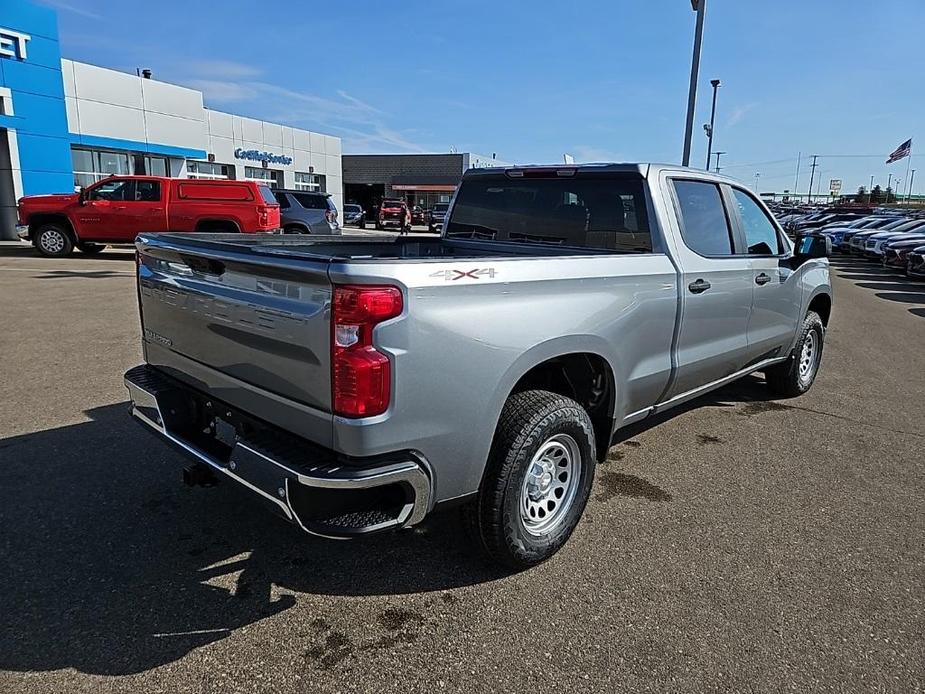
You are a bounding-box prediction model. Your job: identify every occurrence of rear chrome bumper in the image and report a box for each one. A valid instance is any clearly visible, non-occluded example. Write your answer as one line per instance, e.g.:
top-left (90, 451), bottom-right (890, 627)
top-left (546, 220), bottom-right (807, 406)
top-left (124, 365), bottom-right (432, 538)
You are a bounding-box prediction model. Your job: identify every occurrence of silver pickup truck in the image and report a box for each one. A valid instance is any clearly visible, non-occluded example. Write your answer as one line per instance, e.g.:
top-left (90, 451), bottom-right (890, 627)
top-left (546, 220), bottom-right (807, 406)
top-left (124, 164), bottom-right (832, 568)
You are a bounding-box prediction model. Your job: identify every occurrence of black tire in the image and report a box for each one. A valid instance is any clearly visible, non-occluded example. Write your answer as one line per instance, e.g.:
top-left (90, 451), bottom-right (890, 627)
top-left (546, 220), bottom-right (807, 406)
top-left (464, 389), bottom-right (597, 569)
top-left (33, 223), bottom-right (74, 258)
top-left (375, 222), bottom-right (383, 231)
top-left (359, 219), bottom-right (366, 229)
top-left (283, 225), bottom-right (308, 235)
top-left (765, 311), bottom-right (825, 397)
top-left (77, 242), bottom-right (106, 255)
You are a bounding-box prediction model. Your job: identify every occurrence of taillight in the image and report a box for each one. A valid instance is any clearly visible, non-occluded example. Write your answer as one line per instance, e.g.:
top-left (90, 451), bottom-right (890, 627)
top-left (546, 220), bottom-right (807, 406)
top-left (325, 209), bottom-right (337, 225)
top-left (331, 284), bottom-right (403, 418)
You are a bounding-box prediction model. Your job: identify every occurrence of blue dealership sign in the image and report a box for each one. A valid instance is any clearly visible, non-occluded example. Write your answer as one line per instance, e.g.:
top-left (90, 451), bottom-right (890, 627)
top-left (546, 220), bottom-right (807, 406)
top-left (234, 148), bottom-right (292, 165)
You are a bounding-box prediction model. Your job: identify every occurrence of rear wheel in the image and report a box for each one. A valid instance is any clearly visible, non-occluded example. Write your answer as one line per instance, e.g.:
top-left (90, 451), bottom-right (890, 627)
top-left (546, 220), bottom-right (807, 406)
top-left (77, 242), bottom-right (106, 255)
top-left (765, 311), bottom-right (825, 397)
top-left (283, 225), bottom-right (308, 235)
top-left (464, 389), bottom-right (596, 569)
top-left (34, 223), bottom-right (74, 258)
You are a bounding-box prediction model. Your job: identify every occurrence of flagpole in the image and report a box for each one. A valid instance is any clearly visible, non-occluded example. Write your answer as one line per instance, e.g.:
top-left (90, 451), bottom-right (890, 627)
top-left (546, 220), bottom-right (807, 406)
top-left (904, 142), bottom-right (913, 203)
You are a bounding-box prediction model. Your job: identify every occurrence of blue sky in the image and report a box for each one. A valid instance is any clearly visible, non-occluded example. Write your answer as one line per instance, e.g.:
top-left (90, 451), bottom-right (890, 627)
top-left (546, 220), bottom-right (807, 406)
top-left (44, 0), bottom-right (924, 195)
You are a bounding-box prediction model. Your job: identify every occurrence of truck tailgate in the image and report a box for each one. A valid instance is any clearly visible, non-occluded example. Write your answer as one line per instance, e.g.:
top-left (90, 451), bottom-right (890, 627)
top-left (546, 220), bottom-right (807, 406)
top-left (136, 234), bottom-right (332, 411)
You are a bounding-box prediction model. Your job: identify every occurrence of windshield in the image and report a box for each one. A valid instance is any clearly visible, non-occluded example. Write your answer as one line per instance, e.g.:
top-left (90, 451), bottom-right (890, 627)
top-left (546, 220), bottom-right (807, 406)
top-left (445, 172), bottom-right (652, 252)
top-left (344, 204), bottom-right (361, 213)
top-left (381, 200), bottom-right (404, 209)
top-left (433, 203), bottom-right (449, 213)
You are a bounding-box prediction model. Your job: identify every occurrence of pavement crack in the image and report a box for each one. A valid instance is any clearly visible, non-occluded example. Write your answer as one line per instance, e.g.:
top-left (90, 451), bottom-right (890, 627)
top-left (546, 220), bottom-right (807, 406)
top-left (777, 402), bottom-right (924, 439)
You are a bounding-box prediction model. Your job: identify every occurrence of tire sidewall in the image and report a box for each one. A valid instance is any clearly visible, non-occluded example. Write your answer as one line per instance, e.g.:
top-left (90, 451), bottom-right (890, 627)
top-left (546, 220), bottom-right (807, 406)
top-left (497, 402), bottom-right (596, 564)
top-left (795, 315), bottom-right (824, 392)
top-left (35, 224), bottom-right (73, 257)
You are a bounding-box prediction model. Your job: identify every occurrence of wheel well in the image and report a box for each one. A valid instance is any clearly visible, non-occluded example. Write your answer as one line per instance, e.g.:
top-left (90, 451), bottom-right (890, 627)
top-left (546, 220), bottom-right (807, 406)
top-left (808, 293), bottom-right (832, 327)
top-left (29, 214), bottom-right (75, 240)
top-left (283, 223), bottom-right (310, 234)
top-left (511, 353), bottom-right (615, 462)
top-left (195, 219), bottom-right (241, 233)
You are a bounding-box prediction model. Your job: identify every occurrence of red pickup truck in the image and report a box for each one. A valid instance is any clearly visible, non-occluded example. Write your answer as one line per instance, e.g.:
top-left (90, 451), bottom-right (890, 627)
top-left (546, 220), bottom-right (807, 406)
top-left (17, 176), bottom-right (281, 257)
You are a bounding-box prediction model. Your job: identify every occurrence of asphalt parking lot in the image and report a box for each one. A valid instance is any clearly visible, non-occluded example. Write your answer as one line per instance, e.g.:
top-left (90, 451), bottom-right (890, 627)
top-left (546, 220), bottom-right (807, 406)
top-left (0, 242), bottom-right (922, 694)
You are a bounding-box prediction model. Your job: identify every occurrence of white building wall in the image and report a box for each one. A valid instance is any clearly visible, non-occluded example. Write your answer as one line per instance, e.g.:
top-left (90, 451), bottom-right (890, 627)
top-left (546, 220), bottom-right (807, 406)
top-left (60, 59), bottom-right (344, 211)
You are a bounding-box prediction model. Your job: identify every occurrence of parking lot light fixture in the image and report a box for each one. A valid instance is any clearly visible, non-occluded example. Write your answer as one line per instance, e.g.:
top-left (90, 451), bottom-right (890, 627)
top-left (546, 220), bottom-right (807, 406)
top-left (682, 0), bottom-right (707, 167)
top-left (705, 79), bottom-right (720, 170)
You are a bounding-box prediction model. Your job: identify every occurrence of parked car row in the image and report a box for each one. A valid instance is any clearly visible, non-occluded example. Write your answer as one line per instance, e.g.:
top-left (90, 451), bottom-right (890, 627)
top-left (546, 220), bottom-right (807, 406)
top-left (772, 207), bottom-right (925, 278)
top-left (340, 200), bottom-right (451, 233)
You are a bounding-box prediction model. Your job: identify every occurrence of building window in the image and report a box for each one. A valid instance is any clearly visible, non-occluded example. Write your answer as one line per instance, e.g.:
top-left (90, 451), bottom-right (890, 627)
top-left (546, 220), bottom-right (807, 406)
top-left (133, 154), bottom-right (168, 177)
top-left (244, 166), bottom-right (283, 189)
top-left (294, 172), bottom-right (326, 192)
top-left (71, 147), bottom-right (130, 189)
top-left (187, 161), bottom-right (235, 180)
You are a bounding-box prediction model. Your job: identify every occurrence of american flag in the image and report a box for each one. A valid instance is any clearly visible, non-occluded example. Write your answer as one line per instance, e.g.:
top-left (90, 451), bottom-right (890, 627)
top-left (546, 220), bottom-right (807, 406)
top-left (886, 138), bottom-right (912, 164)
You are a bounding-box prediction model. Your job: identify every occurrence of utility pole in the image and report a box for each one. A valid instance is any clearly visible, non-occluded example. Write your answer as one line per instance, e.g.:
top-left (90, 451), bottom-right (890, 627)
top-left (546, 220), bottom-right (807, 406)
top-left (682, 0), bottom-right (706, 167)
top-left (713, 151), bottom-right (726, 173)
top-left (704, 79), bottom-right (720, 170)
top-left (806, 155), bottom-right (818, 204)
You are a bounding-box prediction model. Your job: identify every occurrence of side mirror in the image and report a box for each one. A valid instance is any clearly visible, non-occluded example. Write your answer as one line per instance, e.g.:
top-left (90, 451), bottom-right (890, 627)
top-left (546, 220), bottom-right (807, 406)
top-left (794, 233), bottom-right (831, 260)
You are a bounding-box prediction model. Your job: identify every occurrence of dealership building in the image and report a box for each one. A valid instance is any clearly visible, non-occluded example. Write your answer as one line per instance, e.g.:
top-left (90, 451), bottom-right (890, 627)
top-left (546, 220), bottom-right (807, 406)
top-left (343, 153), bottom-right (511, 213)
top-left (0, 1), bottom-right (343, 239)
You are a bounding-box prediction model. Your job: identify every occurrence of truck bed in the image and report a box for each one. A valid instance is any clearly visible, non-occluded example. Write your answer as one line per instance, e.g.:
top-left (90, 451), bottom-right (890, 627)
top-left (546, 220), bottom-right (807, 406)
top-left (144, 232), bottom-right (618, 262)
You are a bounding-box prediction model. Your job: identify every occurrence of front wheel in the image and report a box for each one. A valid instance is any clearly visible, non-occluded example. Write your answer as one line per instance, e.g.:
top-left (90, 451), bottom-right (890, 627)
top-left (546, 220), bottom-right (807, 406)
top-left (34, 223), bottom-right (74, 257)
top-left (765, 311), bottom-right (825, 397)
top-left (464, 389), bottom-right (596, 569)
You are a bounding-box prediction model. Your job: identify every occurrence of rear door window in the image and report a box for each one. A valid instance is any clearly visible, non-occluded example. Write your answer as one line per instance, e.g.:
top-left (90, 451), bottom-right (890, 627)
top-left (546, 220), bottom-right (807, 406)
top-left (446, 172), bottom-right (652, 252)
top-left (273, 192), bottom-right (290, 208)
top-left (672, 180), bottom-right (734, 256)
top-left (135, 180), bottom-right (161, 202)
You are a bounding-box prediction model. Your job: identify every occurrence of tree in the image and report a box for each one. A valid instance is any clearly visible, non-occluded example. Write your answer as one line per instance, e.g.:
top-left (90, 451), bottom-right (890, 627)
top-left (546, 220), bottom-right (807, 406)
top-left (885, 186), bottom-right (895, 203)
top-left (871, 184), bottom-right (884, 204)
top-left (855, 186), bottom-right (867, 203)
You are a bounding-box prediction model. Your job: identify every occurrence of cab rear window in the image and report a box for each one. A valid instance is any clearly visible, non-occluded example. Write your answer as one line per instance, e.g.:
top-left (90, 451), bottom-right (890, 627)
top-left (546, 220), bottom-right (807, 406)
top-left (445, 172), bottom-right (652, 252)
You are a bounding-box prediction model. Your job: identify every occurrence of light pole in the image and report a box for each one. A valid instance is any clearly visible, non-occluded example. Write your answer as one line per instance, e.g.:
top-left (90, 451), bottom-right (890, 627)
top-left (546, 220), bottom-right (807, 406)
top-left (868, 175), bottom-right (874, 204)
top-left (704, 79), bottom-right (720, 170)
top-left (713, 151), bottom-right (726, 173)
top-left (887, 172), bottom-right (892, 201)
top-left (754, 172), bottom-right (761, 191)
top-left (682, 0), bottom-right (706, 167)
top-left (908, 169), bottom-right (916, 203)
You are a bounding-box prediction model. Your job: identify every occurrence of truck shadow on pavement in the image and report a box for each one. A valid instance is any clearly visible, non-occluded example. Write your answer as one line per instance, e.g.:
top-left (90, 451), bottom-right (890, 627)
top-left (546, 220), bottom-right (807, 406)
top-left (0, 403), bottom-right (503, 676)
top-left (0, 374), bottom-right (784, 676)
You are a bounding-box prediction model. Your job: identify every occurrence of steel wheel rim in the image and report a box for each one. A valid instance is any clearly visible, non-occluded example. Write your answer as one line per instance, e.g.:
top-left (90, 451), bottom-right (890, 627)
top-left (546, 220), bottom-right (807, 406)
top-left (41, 230), bottom-right (64, 254)
top-left (799, 330), bottom-right (818, 382)
top-left (520, 434), bottom-right (581, 536)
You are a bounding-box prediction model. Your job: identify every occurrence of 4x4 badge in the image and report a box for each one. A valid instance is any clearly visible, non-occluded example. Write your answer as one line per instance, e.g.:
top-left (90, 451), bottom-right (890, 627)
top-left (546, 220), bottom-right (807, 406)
top-left (429, 268), bottom-right (497, 281)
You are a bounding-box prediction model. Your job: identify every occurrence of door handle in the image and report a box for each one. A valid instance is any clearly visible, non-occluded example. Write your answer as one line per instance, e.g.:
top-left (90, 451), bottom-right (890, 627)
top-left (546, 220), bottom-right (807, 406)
top-left (755, 272), bottom-right (772, 285)
top-left (150, 207), bottom-right (164, 213)
top-left (113, 205), bottom-right (128, 211)
top-left (688, 278), bottom-right (711, 294)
